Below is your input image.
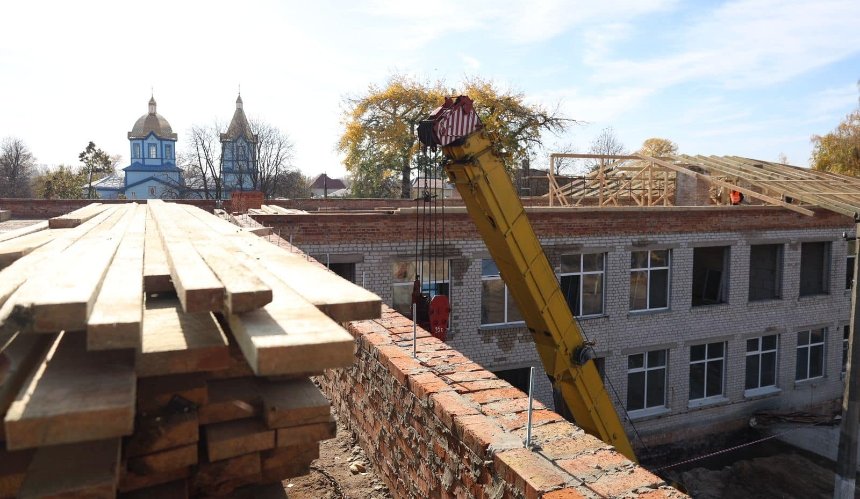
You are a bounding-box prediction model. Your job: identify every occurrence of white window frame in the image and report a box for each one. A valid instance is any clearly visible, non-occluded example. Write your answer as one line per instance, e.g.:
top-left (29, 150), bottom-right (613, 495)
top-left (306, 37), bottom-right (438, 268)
top-left (795, 328), bottom-right (826, 381)
top-left (627, 349), bottom-right (668, 415)
top-left (744, 335), bottom-right (779, 396)
top-left (630, 249), bottom-right (671, 312)
top-left (148, 186), bottom-right (157, 197)
top-left (559, 253), bottom-right (605, 318)
top-left (689, 341), bottom-right (726, 405)
top-left (148, 143), bottom-right (157, 159)
top-left (133, 143), bottom-right (140, 159)
top-left (481, 259), bottom-right (523, 326)
top-left (165, 144), bottom-right (172, 159)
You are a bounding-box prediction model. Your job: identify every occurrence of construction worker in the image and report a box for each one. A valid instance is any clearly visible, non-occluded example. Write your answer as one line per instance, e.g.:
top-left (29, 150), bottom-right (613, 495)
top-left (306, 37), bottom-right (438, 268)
top-left (730, 190), bottom-right (744, 205)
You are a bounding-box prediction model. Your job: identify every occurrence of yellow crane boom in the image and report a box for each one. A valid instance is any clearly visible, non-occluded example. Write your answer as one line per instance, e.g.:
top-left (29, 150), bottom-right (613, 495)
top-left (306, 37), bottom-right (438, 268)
top-left (419, 96), bottom-right (636, 461)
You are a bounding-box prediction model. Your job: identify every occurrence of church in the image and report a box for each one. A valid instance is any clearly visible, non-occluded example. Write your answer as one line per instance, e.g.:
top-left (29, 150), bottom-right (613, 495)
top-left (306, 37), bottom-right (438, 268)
top-left (92, 95), bottom-right (258, 200)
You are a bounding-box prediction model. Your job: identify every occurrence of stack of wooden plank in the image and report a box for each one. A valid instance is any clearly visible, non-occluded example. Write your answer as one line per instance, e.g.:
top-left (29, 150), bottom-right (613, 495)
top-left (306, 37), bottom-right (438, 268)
top-left (0, 201), bottom-right (380, 498)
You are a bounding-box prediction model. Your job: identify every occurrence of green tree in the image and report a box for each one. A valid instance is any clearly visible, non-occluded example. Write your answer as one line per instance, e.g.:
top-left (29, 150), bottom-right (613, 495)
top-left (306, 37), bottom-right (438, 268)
top-left (32, 165), bottom-right (87, 199)
top-left (811, 109), bottom-right (860, 176)
top-left (339, 75), bottom-right (571, 198)
top-left (0, 137), bottom-right (35, 198)
top-left (79, 141), bottom-right (112, 199)
top-left (638, 137), bottom-right (678, 158)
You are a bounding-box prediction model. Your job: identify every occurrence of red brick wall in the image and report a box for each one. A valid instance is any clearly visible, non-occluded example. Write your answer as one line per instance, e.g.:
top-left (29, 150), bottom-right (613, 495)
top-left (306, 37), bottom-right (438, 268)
top-left (321, 307), bottom-right (684, 498)
top-left (252, 207), bottom-right (851, 245)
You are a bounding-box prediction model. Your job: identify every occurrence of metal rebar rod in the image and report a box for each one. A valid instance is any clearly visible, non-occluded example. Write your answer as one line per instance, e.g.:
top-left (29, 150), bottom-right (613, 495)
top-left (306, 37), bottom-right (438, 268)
top-left (412, 303), bottom-right (417, 358)
top-left (525, 366), bottom-right (535, 449)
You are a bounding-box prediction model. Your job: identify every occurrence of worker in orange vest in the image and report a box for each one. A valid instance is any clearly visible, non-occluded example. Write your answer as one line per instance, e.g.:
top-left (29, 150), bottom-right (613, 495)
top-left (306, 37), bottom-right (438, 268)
top-left (730, 190), bottom-right (744, 205)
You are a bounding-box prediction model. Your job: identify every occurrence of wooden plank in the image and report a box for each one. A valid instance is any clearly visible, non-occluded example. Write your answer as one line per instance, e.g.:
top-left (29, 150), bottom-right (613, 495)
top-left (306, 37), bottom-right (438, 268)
top-left (275, 417), bottom-right (336, 447)
top-left (260, 378), bottom-right (331, 429)
top-left (136, 373), bottom-right (207, 412)
top-left (47, 202), bottom-right (106, 228)
top-left (0, 229), bottom-right (60, 269)
top-left (205, 419), bottom-right (275, 462)
top-left (180, 203), bottom-right (380, 322)
top-left (118, 479), bottom-right (188, 499)
top-left (118, 466), bottom-right (190, 494)
top-left (0, 210), bottom-right (9, 222)
top-left (192, 453), bottom-right (260, 497)
top-left (125, 410), bottom-right (199, 458)
top-left (165, 203), bottom-right (272, 314)
top-left (0, 333), bottom-right (54, 441)
top-left (199, 378), bottom-right (261, 425)
top-left (0, 220), bottom-right (48, 243)
top-left (0, 448), bottom-right (33, 498)
top-left (147, 200), bottom-right (224, 313)
top-left (87, 205), bottom-right (145, 351)
top-left (127, 444), bottom-right (198, 475)
top-left (18, 438), bottom-right (121, 499)
top-left (4, 333), bottom-right (136, 450)
top-left (8, 205), bottom-right (135, 334)
top-left (260, 443), bottom-right (319, 474)
top-left (143, 211), bottom-right (173, 294)
top-left (136, 297), bottom-right (230, 377)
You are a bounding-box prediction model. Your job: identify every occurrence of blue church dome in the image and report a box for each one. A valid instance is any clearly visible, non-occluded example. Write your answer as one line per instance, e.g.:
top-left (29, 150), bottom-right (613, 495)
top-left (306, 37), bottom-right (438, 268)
top-left (128, 97), bottom-right (178, 140)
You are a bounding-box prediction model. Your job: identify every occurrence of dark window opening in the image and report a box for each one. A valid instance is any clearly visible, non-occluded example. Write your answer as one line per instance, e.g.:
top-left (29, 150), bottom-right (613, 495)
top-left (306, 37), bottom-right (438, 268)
top-left (749, 244), bottom-right (782, 301)
top-left (692, 246), bottom-right (729, 306)
top-left (494, 367), bottom-right (531, 395)
top-left (847, 240), bottom-right (856, 290)
top-left (329, 262), bottom-right (355, 283)
top-left (800, 242), bottom-right (830, 296)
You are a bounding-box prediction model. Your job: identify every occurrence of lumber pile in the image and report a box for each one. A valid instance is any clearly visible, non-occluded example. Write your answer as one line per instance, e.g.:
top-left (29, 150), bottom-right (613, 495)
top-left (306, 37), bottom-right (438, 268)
top-left (0, 201), bottom-right (380, 498)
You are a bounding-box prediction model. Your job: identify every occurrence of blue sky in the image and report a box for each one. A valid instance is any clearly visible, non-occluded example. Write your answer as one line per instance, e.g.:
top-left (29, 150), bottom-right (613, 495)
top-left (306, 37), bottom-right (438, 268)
top-left (0, 0), bottom-right (858, 179)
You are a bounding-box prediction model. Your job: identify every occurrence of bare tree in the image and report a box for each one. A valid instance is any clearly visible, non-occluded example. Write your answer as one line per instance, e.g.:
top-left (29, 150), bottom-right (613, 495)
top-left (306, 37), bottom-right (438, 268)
top-left (587, 127), bottom-right (626, 171)
top-left (183, 124), bottom-right (223, 200)
top-left (0, 137), bottom-right (35, 198)
top-left (250, 120), bottom-right (295, 197)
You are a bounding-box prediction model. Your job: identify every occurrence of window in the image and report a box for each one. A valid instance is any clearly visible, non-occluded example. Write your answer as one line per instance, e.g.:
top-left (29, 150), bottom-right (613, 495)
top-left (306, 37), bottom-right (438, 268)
top-left (329, 262), bottom-right (355, 283)
top-left (494, 367), bottom-right (532, 394)
top-left (795, 328), bottom-right (826, 381)
top-left (749, 244), bottom-right (782, 301)
top-left (627, 350), bottom-right (667, 412)
top-left (847, 240), bottom-right (856, 290)
top-left (148, 144), bottom-right (157, 159)
top-left (689, 342), bottom-right (725, 401)
top-left (238, 145), bottom-right (246, 160)
top-left (630, 250), bottom-right (670, 311)
top-left (148, 186), bottom-right (156, 197)
top-left (133, 143), bottom-right (140, 159)
top-left (165, 144), bottom-right (172, 159)
top-left (844, 325), bottom-right (850, 374)
top-left (745, 335), bottom-right (778, 391)
top-left (692, 246), bottom-right (729, 306)
top-left (391, 260), bottom-right (449, 318)
top-left (799, 242), bottom-right (830, 296)
top-left (481, 259), bottom-right (522, 325)
top-left (559, 253), bottom-right (605, 317)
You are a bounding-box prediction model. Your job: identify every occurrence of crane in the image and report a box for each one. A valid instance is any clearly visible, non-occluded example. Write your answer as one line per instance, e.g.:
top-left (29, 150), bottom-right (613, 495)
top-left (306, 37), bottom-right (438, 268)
top-left (418, 96), bottom-right (637, 461)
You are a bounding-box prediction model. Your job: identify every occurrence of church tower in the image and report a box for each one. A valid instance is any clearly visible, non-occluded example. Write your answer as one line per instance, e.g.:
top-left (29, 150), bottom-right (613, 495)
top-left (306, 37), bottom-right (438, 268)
top-left (220, 94), bottom-right (258, 197)
top-left (123, 96), bottom-right (183, 199)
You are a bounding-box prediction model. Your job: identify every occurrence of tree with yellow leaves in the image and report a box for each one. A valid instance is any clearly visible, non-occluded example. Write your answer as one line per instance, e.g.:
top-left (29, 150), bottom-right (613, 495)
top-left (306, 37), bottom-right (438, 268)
top-left (811, 109), bottom-right (860, 176)
top-left (338, 75), bottom-right (570, 198)
top-left (638, 137), bottom-right (678, 158)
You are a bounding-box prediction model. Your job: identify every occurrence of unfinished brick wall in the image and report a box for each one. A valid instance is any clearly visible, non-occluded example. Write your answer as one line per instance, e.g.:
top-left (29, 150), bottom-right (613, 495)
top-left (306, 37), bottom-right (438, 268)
top-left (320, 306), bottom-right (684, 498)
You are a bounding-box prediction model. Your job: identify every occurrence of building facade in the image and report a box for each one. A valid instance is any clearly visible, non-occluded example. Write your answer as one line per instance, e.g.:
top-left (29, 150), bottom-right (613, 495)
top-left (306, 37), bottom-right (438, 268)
top-left (220, 95), bottom-right (258, 198)
top-left (251, 202), bottom-right (854, 452)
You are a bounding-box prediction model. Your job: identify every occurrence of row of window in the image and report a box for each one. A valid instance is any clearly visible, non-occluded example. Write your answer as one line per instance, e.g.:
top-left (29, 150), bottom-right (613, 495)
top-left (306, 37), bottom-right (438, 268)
top-left (626, 327), bottom-right (838, 413)
top-left (132, 143), bottom-right (173, 160)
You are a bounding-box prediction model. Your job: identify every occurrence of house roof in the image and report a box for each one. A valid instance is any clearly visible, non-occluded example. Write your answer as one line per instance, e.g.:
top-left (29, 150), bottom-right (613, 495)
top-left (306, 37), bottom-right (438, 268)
top-left (123, 162), bottom-right (182, 173)
top-left (128, 97), bottom-right (178, 140)
top-left (90, 172), bottom-right (125, 190)
top-left (309, 174), bottom-right (346, 190)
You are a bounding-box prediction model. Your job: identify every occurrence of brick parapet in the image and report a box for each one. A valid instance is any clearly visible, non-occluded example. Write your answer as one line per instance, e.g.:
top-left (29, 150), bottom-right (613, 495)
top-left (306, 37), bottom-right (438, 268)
top-left (320, 306), bottom-right (685, 498)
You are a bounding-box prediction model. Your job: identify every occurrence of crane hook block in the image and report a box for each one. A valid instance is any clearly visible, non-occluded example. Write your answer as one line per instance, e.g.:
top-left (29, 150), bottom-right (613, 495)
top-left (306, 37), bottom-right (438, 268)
top-left (428, 295), bottom-right (451, 341)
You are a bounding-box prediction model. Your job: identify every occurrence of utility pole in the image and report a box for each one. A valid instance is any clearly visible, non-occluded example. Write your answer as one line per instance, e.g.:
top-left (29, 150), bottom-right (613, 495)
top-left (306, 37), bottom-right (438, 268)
top-left (835, 214), bottom-right (860, 498)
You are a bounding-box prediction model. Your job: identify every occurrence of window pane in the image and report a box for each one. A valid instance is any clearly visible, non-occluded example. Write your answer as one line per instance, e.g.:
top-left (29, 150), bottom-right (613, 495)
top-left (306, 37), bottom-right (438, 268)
top-left (691, 344), bottom-right (706, 362)
top-left (745, 355), bottom-right (759, 390)
top-left (796, 347), bottom-right (808, 380)
top-left (761, 352), bottom-right (776, 386)
top-left (847, 255), bottom-right (855, 290)
top-left (689, 364), bottom-right (705, 399)
top-left (628, 354), bottom-right (644, 370)
top-left (560, 275), bottom-right (580, 316)
top-left (746, 338), bottom-right (759, 352)
top-left (631, 251), bottom-right (648, 269)
top-left (800, 242), bottom-right (829, 296)
top-left (482, 259), bottom-right (499, 276)
top-left (646, 369), bottom-right (665, 407)
top-left (709, 342), bottom-right (724, 359)
top-left (630, 271), bottom-right (648, 310)
top-left (810, 345), bottom-right (824, 378)
top-left (560, 254), bottom-right (581, 273)
top-left (798, 331), bottom-right (810, 346)
top-left (627, 371), bottom-right (645, 410)
top-left (811, 329), bottom-right (824, 344)
top-left (649, 269), bottom-right (669, 308)
top-left (647, 350), bottom-right (666, 367)
top-left (581, 274), bottom-right (603, 316)
top-left (506, 289), bottom-right (523, 323)
top-left (651, 250), bottom-right (669, 267)
top-left (762, 335), bottom-right (777, 351)
top-left (481, 279), bottom-right (505, 324)
top-left (583, 253), bottom-right (603, 272)
top-left (706, 360), bottom-right (723, 397)
top-left (392, 284), bottom-right (413, 317)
